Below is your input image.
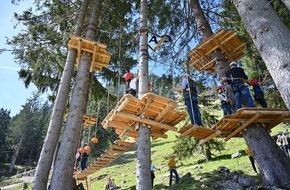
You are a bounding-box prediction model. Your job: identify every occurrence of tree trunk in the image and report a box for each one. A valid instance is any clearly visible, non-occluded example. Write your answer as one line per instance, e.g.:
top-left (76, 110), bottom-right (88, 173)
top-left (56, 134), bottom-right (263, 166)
top-left (243, 124), bottom-right (290, 188)
top-left (204, 146), bottom-right (212, 162)
top-left (233, 1), bottom-right (290, 187)
top-left (233, 0), bottom-right (290, 110)
top-left (191, 0), bottom-right (290, 188)
top-left (49, 0), bottom-right (102, 189)
top-left (136, 0), bottom-right (151, 189)
top-left (9, 137), bottom-right (23, 173)
top-left (281, 0), bottom-right (290, 11)
top-left (33, 1), bottom-right (89, 189)
top-left (189, 0), bottom-right (235, 108)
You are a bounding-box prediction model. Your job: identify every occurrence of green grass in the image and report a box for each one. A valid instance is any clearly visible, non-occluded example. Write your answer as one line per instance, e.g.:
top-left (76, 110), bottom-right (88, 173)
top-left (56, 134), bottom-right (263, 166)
top-left (88, 124), bottom-right (289, 190)
top-left (1, 124), bottom-right (288, 190)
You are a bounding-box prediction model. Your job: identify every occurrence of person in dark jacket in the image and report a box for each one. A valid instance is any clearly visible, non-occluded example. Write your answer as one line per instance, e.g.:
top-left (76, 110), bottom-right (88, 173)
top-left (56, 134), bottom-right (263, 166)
top-left (174, 74), bottom-right (202, 126)
top-left (225, 62), bottom-right (255, 110)
top-left (249, 73), bottom-right (268, 108)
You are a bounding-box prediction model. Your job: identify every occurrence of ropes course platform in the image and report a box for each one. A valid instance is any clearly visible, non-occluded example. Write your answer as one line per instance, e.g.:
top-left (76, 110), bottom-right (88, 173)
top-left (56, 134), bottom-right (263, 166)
top-left (64, 114), bottom-right (96, 128)
top-left (74, 140), bottom-right (135, 180)
top-left (179, 108), bottom-right (290, 143)
top-left (188, 29), bottom-right (245, 73)
top-left (68, 35), bottom-right (111, 72)
top-left (82, 115), bottom-right (97, 128)
top-left (101, 93), bottom-right (187, 139)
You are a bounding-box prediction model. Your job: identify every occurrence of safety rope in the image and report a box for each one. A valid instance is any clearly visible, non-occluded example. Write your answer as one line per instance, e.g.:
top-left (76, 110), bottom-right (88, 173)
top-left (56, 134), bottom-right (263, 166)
top-left (183, 61), bottom-right (197, 126)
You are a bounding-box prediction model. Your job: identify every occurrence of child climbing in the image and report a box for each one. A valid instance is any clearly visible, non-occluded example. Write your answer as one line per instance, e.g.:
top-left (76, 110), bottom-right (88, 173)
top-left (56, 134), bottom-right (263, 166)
top-left (249, 73), bottom-right (269, 108)
top-left (124, 71), bottom-right (139, 97)
top-left (217, 86), bottom-right (233, 116)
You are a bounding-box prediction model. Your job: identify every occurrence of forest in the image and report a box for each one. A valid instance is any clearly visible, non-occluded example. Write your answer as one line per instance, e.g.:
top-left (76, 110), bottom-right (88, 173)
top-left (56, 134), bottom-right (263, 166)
top-left (0, 0), bottom-right (290, 189)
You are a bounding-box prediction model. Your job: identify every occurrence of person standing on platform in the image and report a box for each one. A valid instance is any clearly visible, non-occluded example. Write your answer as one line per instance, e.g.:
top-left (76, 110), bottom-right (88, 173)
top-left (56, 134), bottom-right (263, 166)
top-left (81, 144), bottom-right (89, 171)
top-left (249, 73), bottom-right (269, 108)
top-left (174, 74), bottom-right (203, 126)
top-left (225, 62), bottom-right (255, 110)
top-left (124, 71), bottom-right (139, 97)
top-left (217, 86), bottom-right (233, 116)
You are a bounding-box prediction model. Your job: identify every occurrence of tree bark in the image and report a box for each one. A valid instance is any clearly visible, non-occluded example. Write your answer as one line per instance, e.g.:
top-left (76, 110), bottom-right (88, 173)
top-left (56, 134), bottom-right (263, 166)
top-left (190, 0), bottom-right (290, 188)
top-left (189, 0), bottom-right (235, 109)
top-left (33, 1), bottom-right (89, 189)
top-left (281, 0), bottom-right (290, 12)
top-left (233, 0), bottom-right (290, 187)
top-left (233, 0), bottom-right (290, 110)
top-left (9, 137), bottom-right (23, 173)
top-left (136, 0), bottom-right (151, 189)
top-left (243, 124), bottom-right (290, 188)
top-left (49, 0), bottom-right (102, 189)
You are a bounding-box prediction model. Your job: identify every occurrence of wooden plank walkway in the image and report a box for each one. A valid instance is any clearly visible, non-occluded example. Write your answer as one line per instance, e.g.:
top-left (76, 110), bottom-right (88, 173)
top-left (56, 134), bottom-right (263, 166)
top-left (188, 29), bottom-right (245, 73)
top-left (179, 108), bottom-right (290, 143)
top-left (68, 35), bottom-right (111, 72)
top-left (74, 140), bottom-right (135, 180)
top-left (102, 93), bottom-right (187, 139)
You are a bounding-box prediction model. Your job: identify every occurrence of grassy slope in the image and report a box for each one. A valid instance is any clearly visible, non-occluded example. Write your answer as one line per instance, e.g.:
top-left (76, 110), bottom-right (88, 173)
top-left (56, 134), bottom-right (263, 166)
top-left (1, 124), bottom-right (287, 190)
top-left (88, 124), bottom-right (288, 190)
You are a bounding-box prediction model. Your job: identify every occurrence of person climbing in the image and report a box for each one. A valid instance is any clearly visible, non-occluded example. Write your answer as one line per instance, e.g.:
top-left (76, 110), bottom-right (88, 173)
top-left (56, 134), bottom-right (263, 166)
top-left (249, 73), bottom-right (269, 108)
top-left (81, 144), bottom-right (89, 171)
top-left (217, 86), bottom-right (233, 116)
top-left (245, 146), bottom-right (257, 173)
top-left (225, 62), bottom-right (255, 110)
top-left (174, 74), bottom-right (203, 126)
top-left (168, 154), bottom-right (179, 186)
top-left (124, 71), bottom-right (139, 97)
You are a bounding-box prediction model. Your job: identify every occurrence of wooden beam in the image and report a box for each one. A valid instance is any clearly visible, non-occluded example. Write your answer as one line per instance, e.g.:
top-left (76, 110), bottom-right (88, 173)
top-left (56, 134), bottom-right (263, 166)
top-left (114, 140), bottom-right (135, 147)
top-left (104, 120), bottom-right (135, 131)
top-left (117, 96), bottom-right (132, 112)
top-left (266, 113), bottom-right (289, 130)
top-left (108, 149), bottom-right (124, 155)
top-left (240, 109), bottom-right (290, 115)
top-left (98, 157), bottom-right (115, 162)
top-left (179, 125), bottom-right (199, 138)
top-left (111, 145), bottom-right (130, 151)
top-left (199, 130), bottom-right (221, 144)
top-left (114, 112), bottom-right (177, 132)
top-left (151, 132), bottom-right (168, 139)
top-left (225, 112), bottom-right (262, 141)
top-left (155, 101), bottom-right (176, 121)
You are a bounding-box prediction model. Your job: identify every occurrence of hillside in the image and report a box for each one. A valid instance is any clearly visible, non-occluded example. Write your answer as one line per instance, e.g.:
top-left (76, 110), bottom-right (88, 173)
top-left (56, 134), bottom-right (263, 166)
top-left (87, 124), bottom-right (287, 190)
top-left (0, 124), bottom-right (287, 190)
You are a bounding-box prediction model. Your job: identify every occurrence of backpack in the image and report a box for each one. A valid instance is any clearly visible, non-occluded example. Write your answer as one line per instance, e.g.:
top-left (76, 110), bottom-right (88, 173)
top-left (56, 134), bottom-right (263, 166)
top-left (184, 78), bottom-right (197, 95)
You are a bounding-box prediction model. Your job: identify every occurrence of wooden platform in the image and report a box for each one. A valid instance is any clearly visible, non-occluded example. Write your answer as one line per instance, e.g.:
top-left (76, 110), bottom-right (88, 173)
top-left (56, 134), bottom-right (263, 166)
top-left (188, 29), bottom-right (245, 73)
top-left (179, 108), bottom-right (290, 143)
top-left (68, 35), bottom-right (111, 72)
top-left (82, 115), bottom-right (97, 128)
top-left (75, 140), bottom-right (135, 180)
top-left (101, 93), bottom-right (187, 139)
top-left (64, 114), bottom-right (96, 128)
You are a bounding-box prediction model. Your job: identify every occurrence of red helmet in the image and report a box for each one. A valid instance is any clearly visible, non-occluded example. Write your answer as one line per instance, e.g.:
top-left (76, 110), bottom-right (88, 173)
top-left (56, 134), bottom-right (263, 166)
top-left (217, 86), bottom-right (224, 91)
top-left (250, 79), bottom-right (259, 86)
top-left (123, 72), bottom-right (133, 81)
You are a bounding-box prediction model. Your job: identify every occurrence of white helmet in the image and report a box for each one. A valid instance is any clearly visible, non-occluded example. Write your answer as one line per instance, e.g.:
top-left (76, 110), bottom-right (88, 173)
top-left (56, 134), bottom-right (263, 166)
top-left (230, 62), bottom-right (237, 67)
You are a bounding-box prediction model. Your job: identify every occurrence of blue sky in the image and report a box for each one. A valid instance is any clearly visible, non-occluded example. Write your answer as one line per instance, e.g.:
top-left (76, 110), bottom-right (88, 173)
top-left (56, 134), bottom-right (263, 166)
top-left (0, 1), bottom-right (38, 116)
